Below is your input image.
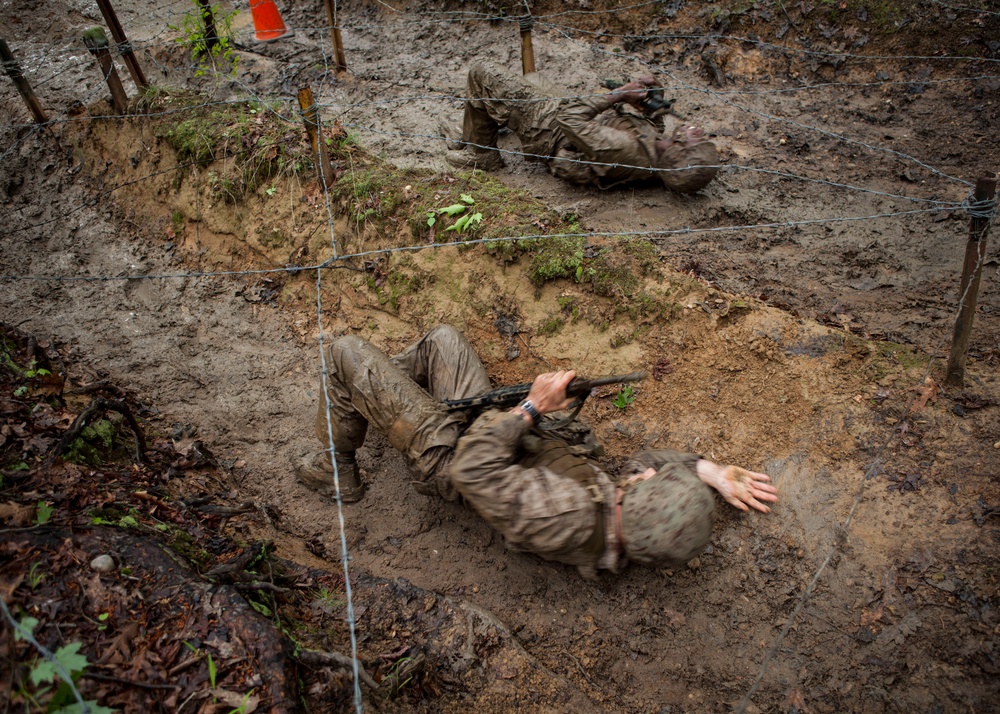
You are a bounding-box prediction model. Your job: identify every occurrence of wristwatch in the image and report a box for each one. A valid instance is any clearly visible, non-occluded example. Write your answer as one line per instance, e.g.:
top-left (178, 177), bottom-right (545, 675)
top-left (518, 400), bottom-right (541, 426)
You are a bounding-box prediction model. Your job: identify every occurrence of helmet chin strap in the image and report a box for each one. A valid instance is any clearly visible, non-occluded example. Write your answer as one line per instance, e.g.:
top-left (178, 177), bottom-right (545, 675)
top-left (615, 467), bottom-right (658, 554)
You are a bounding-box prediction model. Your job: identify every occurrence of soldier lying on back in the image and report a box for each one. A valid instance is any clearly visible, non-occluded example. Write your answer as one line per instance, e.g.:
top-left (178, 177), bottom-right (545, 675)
top-left (441, 61), bottom-right (720, 193)
top-left (297, 325), bottom-right (777, 579)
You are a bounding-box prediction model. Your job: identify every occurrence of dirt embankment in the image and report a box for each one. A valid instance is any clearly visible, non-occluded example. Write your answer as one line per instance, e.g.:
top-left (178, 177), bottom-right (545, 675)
top-left (2, 0), bottom-right (999, 712)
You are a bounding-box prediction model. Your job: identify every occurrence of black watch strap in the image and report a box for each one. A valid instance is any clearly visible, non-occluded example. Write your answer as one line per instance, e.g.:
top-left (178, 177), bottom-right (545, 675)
top-left (518, 400), bottom-right (541, 426)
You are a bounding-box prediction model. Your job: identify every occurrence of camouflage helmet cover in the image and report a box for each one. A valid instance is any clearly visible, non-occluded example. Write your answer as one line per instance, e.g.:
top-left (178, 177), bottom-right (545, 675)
top-left (657, 124), bottom-right (720, 194)
top-left (620, 462), bottom-right (715, 566)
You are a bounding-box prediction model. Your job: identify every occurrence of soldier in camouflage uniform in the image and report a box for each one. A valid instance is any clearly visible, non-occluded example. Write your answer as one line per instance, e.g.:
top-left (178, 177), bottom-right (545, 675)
top-left (443, 61), bottom-right (720, 193)
top-left (297, 325), bottom-right (777, 578)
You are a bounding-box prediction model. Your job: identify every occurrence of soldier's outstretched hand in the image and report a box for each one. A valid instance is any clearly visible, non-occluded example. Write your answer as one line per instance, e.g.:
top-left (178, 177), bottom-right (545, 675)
top-left (696, 460), bottom-right (778, 513)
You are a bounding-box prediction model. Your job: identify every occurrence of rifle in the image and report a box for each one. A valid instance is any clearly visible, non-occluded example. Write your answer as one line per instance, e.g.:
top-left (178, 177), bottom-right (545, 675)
top-left (443, 371), bottom-right (648, 429)
top-left (601, 78), bottom-right (677, 119)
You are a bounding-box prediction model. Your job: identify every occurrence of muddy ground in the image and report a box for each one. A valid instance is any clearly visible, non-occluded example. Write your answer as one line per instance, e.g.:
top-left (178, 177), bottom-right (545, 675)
top-left (1, 0), bottom-right (999, 712)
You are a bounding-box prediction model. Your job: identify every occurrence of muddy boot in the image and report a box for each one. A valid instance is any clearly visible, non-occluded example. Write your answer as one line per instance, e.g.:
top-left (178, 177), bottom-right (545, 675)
top-left (446, 148), bottom-right (505, 172)
top-left (438, 119), bottom-right (464, 151)
top-left (295, 451), bottom-right (366, 503)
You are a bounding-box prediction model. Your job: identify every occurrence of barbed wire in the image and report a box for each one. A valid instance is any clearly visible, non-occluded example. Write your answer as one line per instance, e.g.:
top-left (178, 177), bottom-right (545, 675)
top-left (335, 124), bottom-right (968, 206)
top-left (7, 65), bottom-right (996, 135)
top-left (0, 204), bottom-right (964, 284)
top-left (4, 6), bottom-right (999, 73)
top-left (589, 45), bottom-right (977, 186)
top-left (926, 0), bottom-right (1000, 16)
top-left (1, 4), bottom-right (996, 711)
top-left (0, 598), bottom-right (94, 713)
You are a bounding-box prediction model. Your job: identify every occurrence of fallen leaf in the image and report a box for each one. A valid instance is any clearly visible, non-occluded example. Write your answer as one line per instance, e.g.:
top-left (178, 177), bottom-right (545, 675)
top-left (907, 375), bottom-right (939, 415)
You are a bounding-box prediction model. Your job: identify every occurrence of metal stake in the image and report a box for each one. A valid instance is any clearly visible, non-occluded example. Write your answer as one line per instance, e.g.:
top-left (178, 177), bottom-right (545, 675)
top-left (297, 86), bottom-right (336, 188)
top-left (0, 39), bottom-right (48, 124)
top-left (95, 0), bottom-right (148, 89)
top-left (945, 175), bottom-right (997, 388)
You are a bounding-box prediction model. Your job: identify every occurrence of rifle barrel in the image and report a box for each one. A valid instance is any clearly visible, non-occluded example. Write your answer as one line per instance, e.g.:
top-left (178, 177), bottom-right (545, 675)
top-left (442, 370), bottom-right (647, 412)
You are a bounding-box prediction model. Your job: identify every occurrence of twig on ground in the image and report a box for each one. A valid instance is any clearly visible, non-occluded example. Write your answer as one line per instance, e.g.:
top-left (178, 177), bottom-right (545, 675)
top-left (298, 648), bottom-right (379, 690)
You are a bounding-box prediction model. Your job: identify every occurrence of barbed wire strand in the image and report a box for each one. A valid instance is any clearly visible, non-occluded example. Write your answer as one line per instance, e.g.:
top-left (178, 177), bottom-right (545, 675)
top-left (735, 187), bottom-right (997, 713)
top-left (0, 598), bottom-right (93, 714)
top-left (0, 204), bottom-right (962, 284)
top-left (5, 6), bottom-right (1000, 71)
top-left (310, 5), bottom-right (361, 706)
top-left (589, 44), bottom-right (976, 186)
top-left (927, 0), bottom-right (1000, 16)
top-left (0, 5), bottom-right (995, 712)
top-left (316, 270), bottom-right (364, 713)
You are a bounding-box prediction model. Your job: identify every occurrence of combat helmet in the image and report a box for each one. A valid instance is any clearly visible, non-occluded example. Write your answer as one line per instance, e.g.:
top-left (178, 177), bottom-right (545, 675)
top-left (657, 124), bottom-right (720, 194)
top-left (620, 462), bottom-right (715, 566)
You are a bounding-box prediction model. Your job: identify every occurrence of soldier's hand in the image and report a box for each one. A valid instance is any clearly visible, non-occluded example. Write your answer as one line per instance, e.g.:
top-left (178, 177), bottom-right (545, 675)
top-left (696, 460), bottom-right (778, 513)
top-left (611, 75), bottom-right (662, 106)
top-left (525, 370), bottom-right (577, 415)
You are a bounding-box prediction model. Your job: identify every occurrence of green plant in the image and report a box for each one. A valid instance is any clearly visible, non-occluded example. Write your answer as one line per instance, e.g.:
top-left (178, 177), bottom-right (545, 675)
top-left (170, 0), bottom-right (239, 78)
top-left (10, 615), bottom-right (113, 714)
top-left (228, 690), bottom-right (256, 714)
top-left (28, 562), bottom-right (45, 590)
top-left (96, 613), bottom-right (110, 632)
top-left (207, 652), bottom-right (217, 688)
top-left (35, 501), bottom-right (53, 525)
top-left (426, 194), bottom-right (482, 234)
top-left (13, 360), bottom-right (51, 398)
top-left (612, 385), bottom-right (636, 410)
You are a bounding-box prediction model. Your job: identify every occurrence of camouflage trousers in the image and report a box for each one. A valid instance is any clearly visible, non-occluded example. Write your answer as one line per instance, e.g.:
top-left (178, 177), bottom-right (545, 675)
top-left (314, 325), bottom-right (491, 499)
top-left (462, 60), bottom-right (563, 160)
top-left (462, 61), bottom-right (599, 184)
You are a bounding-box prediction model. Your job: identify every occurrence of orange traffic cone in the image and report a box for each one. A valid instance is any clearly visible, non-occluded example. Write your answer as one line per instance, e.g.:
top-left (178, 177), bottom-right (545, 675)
top-left (249, 0), bottom-right (293, 43)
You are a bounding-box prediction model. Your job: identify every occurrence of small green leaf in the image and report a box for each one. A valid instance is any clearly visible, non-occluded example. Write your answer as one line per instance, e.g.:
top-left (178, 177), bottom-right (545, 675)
top-left (438, 203), bottom-right (467, 217)
top-left (31, 659), bottom-right (58, 685)
top-left (14, 385), bottom-right (27, 397)
top-left (118, 515), bottom-right (138, 528)
top-left (208, 652), bottom-right (217, 688)
top-left (445, 214), bottom-right (471, 233)
top-left (35, 501), bottom-right (53, 525)
top-left (460, 193), bottom-right (475, 204)
top-left (54, 642), bottom-right (89, 676)
top-left (15, 616), bottom-right (39, 642)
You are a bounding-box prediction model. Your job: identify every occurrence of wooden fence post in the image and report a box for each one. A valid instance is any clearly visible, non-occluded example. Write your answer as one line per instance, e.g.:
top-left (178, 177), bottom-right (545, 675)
top-left (519, 16), bottom-right (536, 75)
top-left (323, 0), bottom-right (347, 71)
top-left (945, 175), bottom-right (997, 388)
top-left (95, 0), bottom-right (148, 90)
top-left (297, 86), bottom-right (336, 188)
top-left (197, 0), bottom-right (219, 51)
top-left (83, 27), bottom-right (129, 114)
top-left (0, 39), bottom-right (48, 124)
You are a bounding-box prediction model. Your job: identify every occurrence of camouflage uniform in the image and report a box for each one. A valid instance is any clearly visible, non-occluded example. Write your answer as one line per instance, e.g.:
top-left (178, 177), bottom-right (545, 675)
top-left (461, 60), bottom-right (671, 188)
top-left (315, 325), bottom-right (713, 578)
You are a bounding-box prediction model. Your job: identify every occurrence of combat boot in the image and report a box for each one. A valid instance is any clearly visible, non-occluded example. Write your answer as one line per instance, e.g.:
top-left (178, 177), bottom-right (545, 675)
top-left (438, 119), bottom-right (464, 151)
top-left (446, 148), bottom-right (505, 172)
top-left (295, 451), bottom-right (366, 503)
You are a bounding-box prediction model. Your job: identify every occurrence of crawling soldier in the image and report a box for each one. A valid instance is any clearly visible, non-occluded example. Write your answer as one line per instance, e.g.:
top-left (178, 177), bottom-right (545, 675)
top-left (442, 61), bottom-right (720, 193)
top-left (297, 326), bottom-right (776, 579)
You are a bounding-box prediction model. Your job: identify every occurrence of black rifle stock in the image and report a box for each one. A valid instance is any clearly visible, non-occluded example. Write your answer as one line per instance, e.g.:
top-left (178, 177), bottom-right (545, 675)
top-left (442, 371), bottom-right (648, 413)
